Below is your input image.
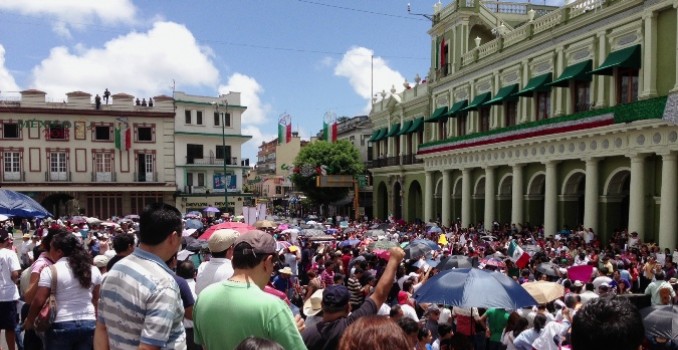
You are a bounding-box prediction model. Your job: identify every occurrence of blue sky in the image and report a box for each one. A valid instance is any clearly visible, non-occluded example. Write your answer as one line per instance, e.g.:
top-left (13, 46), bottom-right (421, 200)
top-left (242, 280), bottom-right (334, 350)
top-left (0, 0), bottom-right (561, 162)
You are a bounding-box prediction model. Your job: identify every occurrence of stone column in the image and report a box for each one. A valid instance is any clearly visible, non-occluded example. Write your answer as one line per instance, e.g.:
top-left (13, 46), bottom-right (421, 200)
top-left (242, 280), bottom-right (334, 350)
top-left (462, 168), bottom-right (472, 228)
top-left (583, 157), bottom-right (600, 234)
top-left (628, 154), bottom-right (647, 239)
top-left (544, 161), bottom-right (558, 236)
top-left (674, 0), bottom-right (678, 91)
top-left (554, 48), bottom-right (564, 116)
top-left (484, 166), bottom-right (496, 231)
top-left (442, 170), bottom-right (452, 227)
top-left (425, 171), bottom-right (434, 222)
top-left (596, 31), bottom-right (608, 108)
top-left (659, 152), bottom-right (678, 249)
top-left (521, 60), bottom-right (531, 123)
top-left (511, 164), bottom-right (524, 226)
top-left (641, 11), bottom-right (657, 98)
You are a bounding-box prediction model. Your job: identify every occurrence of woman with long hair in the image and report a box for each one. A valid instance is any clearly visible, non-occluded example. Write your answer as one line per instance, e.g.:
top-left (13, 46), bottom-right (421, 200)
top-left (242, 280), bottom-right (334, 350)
top-left (24, 229), bottom-right (102, 350)
top-left (340, 315), bottom-right (411, 350)
top-left (513, 314), bottom-right (547, 350)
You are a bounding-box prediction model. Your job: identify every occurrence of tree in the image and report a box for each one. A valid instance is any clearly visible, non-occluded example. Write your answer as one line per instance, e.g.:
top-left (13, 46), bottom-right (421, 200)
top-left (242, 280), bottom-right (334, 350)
top-left (291, 140), bottom-right (364, 207)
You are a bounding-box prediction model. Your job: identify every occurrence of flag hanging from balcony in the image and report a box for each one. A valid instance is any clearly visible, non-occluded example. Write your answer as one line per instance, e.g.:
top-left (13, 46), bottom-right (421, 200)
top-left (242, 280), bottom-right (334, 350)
top-left (278, 113), bottom-right (292, 144)
top-left (323, 111), bottom-right (337, 143)
top-left (125, 126), bottom-right (131, 150)
top-left (114, 123), bottom-right (131, 151)
top-left (114, 126), bottom-right (121, 150)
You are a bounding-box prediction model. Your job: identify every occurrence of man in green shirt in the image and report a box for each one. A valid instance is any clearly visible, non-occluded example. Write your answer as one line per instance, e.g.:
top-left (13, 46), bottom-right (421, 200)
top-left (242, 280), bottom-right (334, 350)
top-left (193, 230), bottom-right (306, 350)
top-left (478, 307), bottom-right (509, 350)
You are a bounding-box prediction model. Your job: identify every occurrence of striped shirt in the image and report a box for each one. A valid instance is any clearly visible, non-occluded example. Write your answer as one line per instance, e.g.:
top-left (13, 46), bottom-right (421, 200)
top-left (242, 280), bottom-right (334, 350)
top-left (98, 249), bottom-right (186, 350)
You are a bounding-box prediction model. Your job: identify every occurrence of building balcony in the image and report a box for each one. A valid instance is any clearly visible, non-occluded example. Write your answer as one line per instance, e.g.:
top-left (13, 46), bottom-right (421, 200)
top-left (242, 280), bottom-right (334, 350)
top-left (401, 154), bottom-right (423, 165)
top-left (91, 172), bottom-right (116, 182)
top-left (44, 171), bottom-right (71, 182)
top-left (133, 172), bottom-right (158, 182)
top-left (2, 171), bottom-right (25, 182)
top-left (185, 156), bottom-right (239, 166)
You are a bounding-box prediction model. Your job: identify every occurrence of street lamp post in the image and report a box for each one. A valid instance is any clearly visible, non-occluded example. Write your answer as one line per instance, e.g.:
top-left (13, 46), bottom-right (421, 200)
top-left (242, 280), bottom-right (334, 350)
top-left (213, 100), bottom-right (229, 216)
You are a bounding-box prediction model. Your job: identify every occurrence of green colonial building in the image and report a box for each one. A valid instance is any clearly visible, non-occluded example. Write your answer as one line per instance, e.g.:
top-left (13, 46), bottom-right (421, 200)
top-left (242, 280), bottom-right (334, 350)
top-left (369, 0), bottom-right (678, 249)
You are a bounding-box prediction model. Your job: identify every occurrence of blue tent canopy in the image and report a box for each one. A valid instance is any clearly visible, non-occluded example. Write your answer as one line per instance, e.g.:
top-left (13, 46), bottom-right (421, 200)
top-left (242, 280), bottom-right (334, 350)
top-left (0, 189), bottom-right (53, 218)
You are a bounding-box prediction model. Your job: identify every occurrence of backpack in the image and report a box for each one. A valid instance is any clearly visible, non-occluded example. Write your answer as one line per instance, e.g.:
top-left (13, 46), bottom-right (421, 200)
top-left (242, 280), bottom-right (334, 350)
top-left (19, 263), bottom-right (34, 298)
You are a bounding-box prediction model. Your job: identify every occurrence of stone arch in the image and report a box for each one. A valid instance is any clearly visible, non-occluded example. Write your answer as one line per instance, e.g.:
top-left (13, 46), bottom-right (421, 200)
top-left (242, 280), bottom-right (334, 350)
top-left (527, 172), bottom-right (546, 195)
top-left (525, 172), bottom-right (545, 226)
top-left (560, 170), bottom-right (586, 228)
top-left (407, 180), bottom-right (423, 222)
top-left (601, 168), bottom-right (631, 241)
top-left (452, 176), bottom-right (463, 197)
top-left (498, 174), bottom-right (513, 196)
top-left (474, 176), bottom-right (486, 196)
top-left (561, 170), bottom-right (586, 195)
top-left (376, 181), bottom-right (388, 220)
top-left (604, 168), bottom-right (631, 195)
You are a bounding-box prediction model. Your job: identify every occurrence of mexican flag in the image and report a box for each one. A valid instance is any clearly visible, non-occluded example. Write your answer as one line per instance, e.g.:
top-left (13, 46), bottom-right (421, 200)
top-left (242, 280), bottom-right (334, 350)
top-left (508, 240), bottom-right (530, 268)
top-left (278, 122), bottom-right (291, 144)
top-left (114, 125), bottom-right (131, 150)
top-left (323, 120), bottom-right (337, 142)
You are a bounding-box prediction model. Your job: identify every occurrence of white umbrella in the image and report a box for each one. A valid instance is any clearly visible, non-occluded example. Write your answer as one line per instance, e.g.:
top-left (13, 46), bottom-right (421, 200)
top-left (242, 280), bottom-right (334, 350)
top-left (86, 217), bottom-right (102, 225)
top-left (0, 214), bottom-right (9, 222)
top-left (306, 220), bottom-right (318, 225)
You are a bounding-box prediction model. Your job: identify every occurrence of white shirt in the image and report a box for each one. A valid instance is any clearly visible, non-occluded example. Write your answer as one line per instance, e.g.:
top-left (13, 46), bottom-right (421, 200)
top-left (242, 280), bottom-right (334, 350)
top-left (183, 278), bottom-right (197, 329)
top-left (401, 304), bottom-right (419, 322)
top-left (195, 258), bottom-right (234, 295)
top-left (38, 257), bottom-right (102, 323)
top-left (0, 248), bottom-right (20, 301)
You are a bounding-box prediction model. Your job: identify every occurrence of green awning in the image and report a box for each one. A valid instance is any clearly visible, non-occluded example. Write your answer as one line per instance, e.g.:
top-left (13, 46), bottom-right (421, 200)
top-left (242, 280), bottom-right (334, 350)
top-left (548, 60), bottom-right (592, 87)
top-left (425, 106), bottom-right (449, 123)
top-left (368, 130), bottom-right (380, 142)
top-left (373, 128), bottom-right (388, 141)
top-left (397, 120), bottom-right (413, 135)
top-left (446, 100), bottom-right (468, 118)
top-left (484, 84), bottom-right (519, 106)
top-left (516, 73), bottom-right (552, 97)
top-left (590, 44), bottom-right (641, 76)
top-left (406, 117), bottom-right (424, 133)
top-left (461, 92), bottom-right (492, 111)
top-left (386, 123), bottom-right (401, 137)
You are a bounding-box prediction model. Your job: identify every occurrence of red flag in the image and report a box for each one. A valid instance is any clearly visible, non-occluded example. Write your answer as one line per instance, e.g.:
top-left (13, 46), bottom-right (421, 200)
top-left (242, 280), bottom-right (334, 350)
top-left (331, 122), bottom-right (337, 142)
top-left (286, 123), bottom-right (291, 143)
top-left (125, 127), bottom-right (131, 150)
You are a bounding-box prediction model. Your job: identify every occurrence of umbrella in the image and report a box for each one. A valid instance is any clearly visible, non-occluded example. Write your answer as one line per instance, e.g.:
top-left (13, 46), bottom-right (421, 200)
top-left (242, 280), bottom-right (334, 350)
top-left (199, 222), bottom-right (255, 240)
top-left (371, 223), bottom-right (392, 230)
top-left (186, 211), bottom-right (202, 217)
top-left (278, 224), bottom-right (289, 230)
top-left (86, 217), bottom-right (102, 225)
top-left (307, 235), bottom-right (336, 242)
top-left (437, 255), bottom-right (475, 270)
top-left (492, 251), bottom-right (506, 259)
top-left (0, 189), bottom-right (52, 218)
top-left (567, 265), bottom-right (594, 283)
top-left (185, 219), bottom-right (203, 230)
top-left (521, 281), bottom-right (565, 304)
top-left (276, 241), bottom-right (292, 251)
top-left (0, 214), bottom-right (8, 221)
top-left (369, 240), bottom-right (398, 250)
top-left (233, 215), bottom-right (245, 220)
top-left (413, 268), bottom-right (537, 309)
top-left (306, 220), bottom-right (318, 225)
top-left (640, 305), bottom-right (678, 343)
top-left (536, 262), bottom-right (561, 277)
top-left (343, 227), bottom-right (357, 234)
top-left (428, 226), bottom-right (443, 234)
top-left (405, 241), bottom-right (434, 260)
top-left (203, 206), bottom-right (220, 213)
top-left (254, 220), bottom-right (277, 229)
top-left (124, 214), bottom-right (140, 220)
top-left (69, 216), bottom-right (88, 225)
top-left (300, 229), bottom-right (325, 237)
top-left (100, 221), bottom-right (120, 229)
top-left (372, 249), bottom-right (391, 260)
top-left (339, 239), bottom-right (361, 248)
top-left (366, 229), bottom-right (386, 237)
top-left (480, 257), bottom-right (507, 269)
top-left (339, 221), bottom-right (349, 228)
top-left (184, 213), bottom-right (200, 219)
top-left (281, 228), bottom-right (300, 235)
top-left (412, 239), bottom-right (440, 251)
top-left (182, 228), bottom-right (198, 237)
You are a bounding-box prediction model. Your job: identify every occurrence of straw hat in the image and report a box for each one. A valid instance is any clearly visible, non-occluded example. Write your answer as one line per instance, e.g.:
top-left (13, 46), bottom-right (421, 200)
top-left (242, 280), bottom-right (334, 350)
top-left (278, 267), bottom-right (293, 275)
top-left (303, 289), bottom-right (324, 316)
top-left (208, 229), bottom-right (239, 253)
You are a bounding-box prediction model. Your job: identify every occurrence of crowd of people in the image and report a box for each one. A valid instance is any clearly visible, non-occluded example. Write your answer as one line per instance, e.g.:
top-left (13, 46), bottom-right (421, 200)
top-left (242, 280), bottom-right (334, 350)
top-left (0, 209), bottom-right (677, 350)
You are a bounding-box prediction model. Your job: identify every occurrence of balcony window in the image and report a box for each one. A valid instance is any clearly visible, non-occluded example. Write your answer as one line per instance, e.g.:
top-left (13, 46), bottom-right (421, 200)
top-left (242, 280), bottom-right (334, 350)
top-left (94, 152), bottom-right (113, 182)
top-left (438, 121), bottom-right (447, 140)
top-left (197, 173), bottom-right (205, 187)
top-left (187, 173), bottom-right (194, 186)
top-left (196, 111), bottom-right (203, 125)
top-left (3, 151), bottom-right (21, 181)
top-left (479, 107), bottom-right (491, 132)
top-left (94, 126), bottom-right (112, 141)
top-left (137, 126), bottom-right (154, 142)
top-left (214, 112), bottom-right (220, 126)
top-left (136, 153), bottom-right (155, 182)
top-left (457, 113), bottom-right (467, 137)
top-left (505, 100), bottom-right (518, 127)
top-left (224, 113), bottom-right (231, 127)
top-left (2, 123), bottom-right (20, 139)
top-left (46, 125), bottom-right (68, 140)
top-left (617, 68), bottom-right (639, 105)
top-left (185, 110), bottom-right (192, 124)
top-left (573, 81), bottom-right (591, 113)
top-left (216, 145), bottom-right (231, 161)
top-left (49, 152), bottom-right (68, 181)
top-left (186, 144), bottom-right (203, 164)
top-left (536, 91), bottom-right (551, 121)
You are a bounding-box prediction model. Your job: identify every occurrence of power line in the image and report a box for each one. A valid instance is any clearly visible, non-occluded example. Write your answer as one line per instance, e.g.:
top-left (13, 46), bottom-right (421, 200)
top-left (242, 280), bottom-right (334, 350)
top-left (293, 0), bottom-right (428, 21)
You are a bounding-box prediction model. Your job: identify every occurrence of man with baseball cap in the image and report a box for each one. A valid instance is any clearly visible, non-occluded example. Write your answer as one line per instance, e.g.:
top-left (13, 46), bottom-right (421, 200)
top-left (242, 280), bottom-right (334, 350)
top-left (195, 228), bottom-right (238, 295)
top-left (302, 246), bottom-right (405, 350)
top-left (193, 230), bottom-right (306, 350)
top-left (0, 229), bottom-right (21, 350)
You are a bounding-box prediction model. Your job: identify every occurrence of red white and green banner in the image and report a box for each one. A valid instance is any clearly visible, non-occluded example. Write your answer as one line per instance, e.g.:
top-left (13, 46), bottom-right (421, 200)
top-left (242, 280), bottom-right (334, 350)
top-left (418, 113), bottom-right (614, 155)
top-left (508, 240), bottom-right (530, 269)
top-left (278, 113), bottom-right (292, 144)
top-left (323, 111), bottom-right (337, 143)
top-left (114, 121), bottom-right (131, 151)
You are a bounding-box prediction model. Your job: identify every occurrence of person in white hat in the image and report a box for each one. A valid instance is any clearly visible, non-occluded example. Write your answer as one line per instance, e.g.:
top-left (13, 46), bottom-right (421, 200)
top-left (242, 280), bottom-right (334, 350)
top-left (303, 289), bottom-right (324, 329)
top-left (195, 229), bottom-right (239, 295)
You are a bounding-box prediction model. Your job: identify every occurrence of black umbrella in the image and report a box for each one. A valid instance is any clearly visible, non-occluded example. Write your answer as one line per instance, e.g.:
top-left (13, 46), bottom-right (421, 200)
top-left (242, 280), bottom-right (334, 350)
top-left (405, 241), bottom-right (433, 260)
top-left (536, 262), bottom-right (561, 277)
top-left (437, 255), bottom-right (476, 270)
top-left (641, 305), bottom-right (678, 343)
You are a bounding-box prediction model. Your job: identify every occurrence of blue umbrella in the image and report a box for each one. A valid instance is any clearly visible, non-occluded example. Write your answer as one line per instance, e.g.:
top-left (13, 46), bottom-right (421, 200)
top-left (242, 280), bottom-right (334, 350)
top-left (413, 268), bottom-right (537, 309)
top-left (427, 226), bottom-right (443, 233)
top-left (0, 189), bottom-right (52, 218)
top-left (339, 239), bottom-right (361, 247)
top-left (412, 239), bottom-right (440, 251)
top-left (185, 219), bottom-right (203, 230)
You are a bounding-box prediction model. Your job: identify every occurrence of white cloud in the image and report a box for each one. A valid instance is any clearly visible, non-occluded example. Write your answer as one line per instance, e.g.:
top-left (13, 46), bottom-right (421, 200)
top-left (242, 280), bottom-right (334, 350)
top-left (218, 73), bottom-right (270, 125)
top-left (31, 21), bottom-right (220, 99)
top-left (0, 0), bottom-right (136, 36)
top-left (241, 125), bottom-right (275, 163)
top-left (334, 46), bottom-right (406, 112)
top-left (0, 45), bottom-right (20, 94)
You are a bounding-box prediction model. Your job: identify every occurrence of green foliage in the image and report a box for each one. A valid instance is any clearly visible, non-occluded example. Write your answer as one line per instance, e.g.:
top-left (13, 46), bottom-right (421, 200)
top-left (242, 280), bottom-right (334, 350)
top-left (291, 140), bottom-right (364, 205)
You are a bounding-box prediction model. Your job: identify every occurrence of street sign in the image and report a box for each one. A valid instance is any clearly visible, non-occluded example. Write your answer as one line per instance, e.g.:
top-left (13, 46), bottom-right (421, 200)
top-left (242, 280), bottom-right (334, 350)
top-left (316, 175), bottom-right (354, 188)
